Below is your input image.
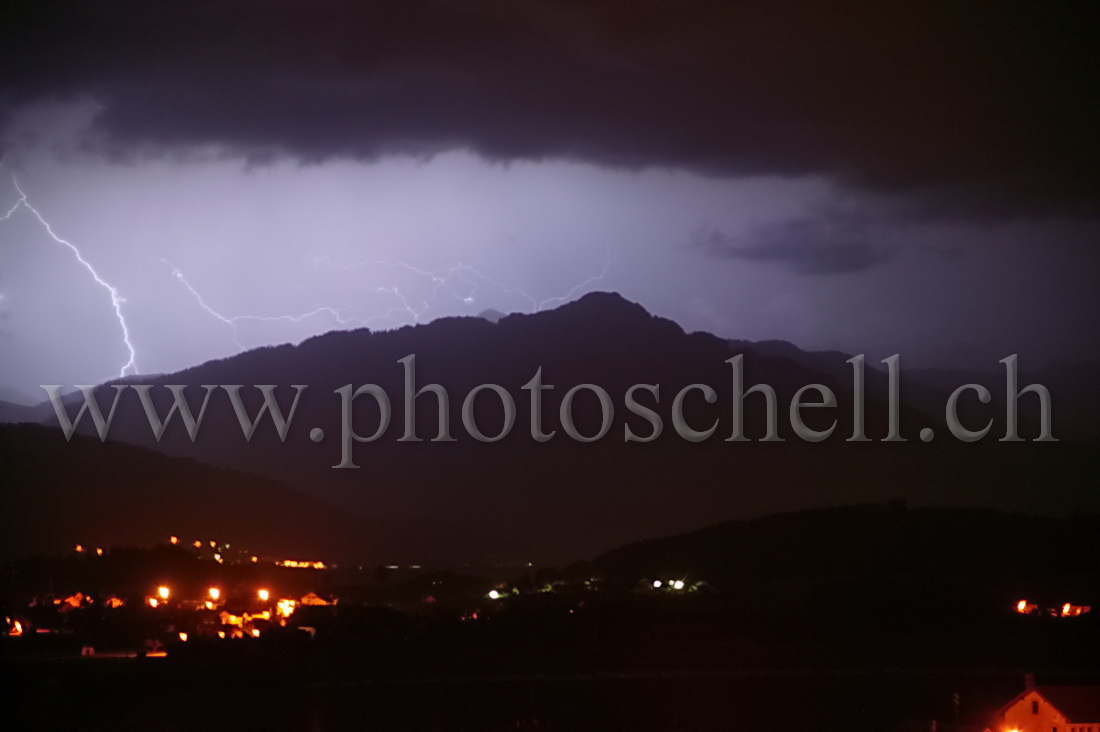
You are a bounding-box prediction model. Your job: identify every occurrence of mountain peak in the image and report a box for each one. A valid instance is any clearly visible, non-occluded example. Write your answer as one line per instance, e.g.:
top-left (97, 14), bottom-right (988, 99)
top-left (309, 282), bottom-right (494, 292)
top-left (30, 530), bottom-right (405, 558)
top-left (554, 291), bottom-right (656, 324)
top-left (475, 308), bottom-right (508, 324)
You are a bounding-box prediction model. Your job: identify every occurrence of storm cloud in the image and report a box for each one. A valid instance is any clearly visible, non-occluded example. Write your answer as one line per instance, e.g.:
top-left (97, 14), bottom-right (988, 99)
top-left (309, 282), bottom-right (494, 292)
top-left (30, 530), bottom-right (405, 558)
top-left (3, 0), bottom-right (1098, 216)
top-left (694, 208), bottom-right (892, 275)
top-left (1, 1), bottom-right (1099, 397)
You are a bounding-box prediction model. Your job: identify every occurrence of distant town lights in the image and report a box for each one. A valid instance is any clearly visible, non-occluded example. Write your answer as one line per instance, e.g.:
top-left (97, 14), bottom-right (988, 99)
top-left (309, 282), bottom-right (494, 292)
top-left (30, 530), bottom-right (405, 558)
top-left (157, 586), bottom-right (170, 600)
top-left (208, 587), bottom-right (221, 601)
top-left (277, 559), bottom-right (327, 569)
top-left (258, 589), bottom-right (270, 601)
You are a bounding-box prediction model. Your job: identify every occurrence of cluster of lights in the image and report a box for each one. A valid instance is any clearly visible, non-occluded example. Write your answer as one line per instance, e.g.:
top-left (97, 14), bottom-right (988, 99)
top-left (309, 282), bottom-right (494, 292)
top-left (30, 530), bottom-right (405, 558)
top-left (1015, 598), bottom-right (1091, 617)
top-left (74, 544), bottom-right (105, 556)
top-left (81, 536), bottom-right (313, 571)
top-left (652, 579), bottom-right (686, 591)
top-left (170, 536), bottom-right (261, 565)
top-left (56, 532), bottom-right (337, 641)
top-left (149, 585), bottom-right (259, 609)
top-left (150, 585), bottom-right (296, 639)
top-left (277, 560), bottom-right (327, 569)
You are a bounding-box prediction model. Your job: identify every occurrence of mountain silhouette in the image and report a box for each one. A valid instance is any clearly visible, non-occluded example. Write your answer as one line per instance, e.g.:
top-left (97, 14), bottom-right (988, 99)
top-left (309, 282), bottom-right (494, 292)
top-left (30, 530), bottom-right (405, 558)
top-left (0, 423), bottom-right (377, 560)
top-left (592, 502), bottom-right (1100, 587)
top-left (9, 292), bottom-right (1095, 564)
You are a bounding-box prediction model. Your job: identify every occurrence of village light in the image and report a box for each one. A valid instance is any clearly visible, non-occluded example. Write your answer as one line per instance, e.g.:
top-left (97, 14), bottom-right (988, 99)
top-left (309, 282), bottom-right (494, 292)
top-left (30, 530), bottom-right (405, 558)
top-left (258, 589), bottom-right (270, 602)
top-left (148, 597), bottom-right (159, 608)
top-left (157, 586), bottom-right (170, 600)
top-left (178, 632), bottom-right (188, 642)
top-left (208, 587), bottom-right (221, 601)
top-left (653, 580), bottom-right (662, 588)
top-left (672, 580), bottom-right (685, 590)
top-left (488, 590), bottom-right (500, 600)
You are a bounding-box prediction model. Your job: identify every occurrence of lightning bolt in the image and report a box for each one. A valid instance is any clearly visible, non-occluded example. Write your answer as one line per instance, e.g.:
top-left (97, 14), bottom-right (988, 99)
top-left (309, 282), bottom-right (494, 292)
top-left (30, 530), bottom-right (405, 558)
top-left (315, 249), bottom-right (613, 315)
top-left (168, 250), bottom-right (612, 353)
top-left (1, 174), bottom-right (138, 378)
top-left (1, 165), bottom-right (613, 374)
top-left (164, 261), bottom-right (380, 350)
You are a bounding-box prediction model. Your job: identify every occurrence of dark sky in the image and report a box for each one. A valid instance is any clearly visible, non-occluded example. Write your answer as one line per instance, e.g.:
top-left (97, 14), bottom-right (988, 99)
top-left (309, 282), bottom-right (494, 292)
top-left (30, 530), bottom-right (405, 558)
top-left (1, 0), bottom-right (1098, 397)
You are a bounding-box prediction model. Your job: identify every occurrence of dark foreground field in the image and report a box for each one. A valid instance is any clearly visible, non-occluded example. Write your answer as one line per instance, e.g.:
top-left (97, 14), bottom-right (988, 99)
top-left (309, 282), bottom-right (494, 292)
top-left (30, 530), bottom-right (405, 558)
top-left (0, 654), bottom-right (1068, 732)
top-left (4, 628), bottom-right (1099, 732)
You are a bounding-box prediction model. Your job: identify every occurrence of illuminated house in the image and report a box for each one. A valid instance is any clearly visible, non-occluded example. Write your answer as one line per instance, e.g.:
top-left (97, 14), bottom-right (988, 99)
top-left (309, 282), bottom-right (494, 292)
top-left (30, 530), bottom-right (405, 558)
top-left (299, 592), bottom-right (333, 606)
top-left (992, 681), bottom-right (1100, 732)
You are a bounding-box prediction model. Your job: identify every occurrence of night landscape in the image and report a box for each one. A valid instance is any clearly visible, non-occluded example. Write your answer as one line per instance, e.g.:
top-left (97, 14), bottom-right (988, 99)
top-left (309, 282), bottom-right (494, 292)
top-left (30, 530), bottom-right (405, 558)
top-left (1, 2), bottom-right (1099, 730)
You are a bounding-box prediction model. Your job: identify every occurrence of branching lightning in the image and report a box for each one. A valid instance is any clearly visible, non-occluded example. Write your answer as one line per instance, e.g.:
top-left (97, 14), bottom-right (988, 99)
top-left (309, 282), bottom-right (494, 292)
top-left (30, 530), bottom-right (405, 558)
top-left (315, 249), bottom-right (613, 314)
top-left (164, 260), bottom-right (381, 350)
top-left (1, 163), bottom-right (613, 372)
top-left (168, 250), bottom-right (612, 353)
top-left (1, 174), bottom-right (138, 378)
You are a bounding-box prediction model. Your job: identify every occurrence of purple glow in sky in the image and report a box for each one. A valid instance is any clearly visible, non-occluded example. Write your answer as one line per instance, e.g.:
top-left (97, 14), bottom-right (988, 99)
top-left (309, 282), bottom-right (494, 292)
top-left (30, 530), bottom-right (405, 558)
top-left (1, 2), bottom-right (1098, 400)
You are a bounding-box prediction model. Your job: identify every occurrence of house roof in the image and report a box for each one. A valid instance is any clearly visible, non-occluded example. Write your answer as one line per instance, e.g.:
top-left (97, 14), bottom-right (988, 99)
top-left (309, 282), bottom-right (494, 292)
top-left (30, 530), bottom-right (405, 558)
top-left (1038, 687), bottom-right (1100, 723)
top-left (1002, 686), bottom-right (1100, 723)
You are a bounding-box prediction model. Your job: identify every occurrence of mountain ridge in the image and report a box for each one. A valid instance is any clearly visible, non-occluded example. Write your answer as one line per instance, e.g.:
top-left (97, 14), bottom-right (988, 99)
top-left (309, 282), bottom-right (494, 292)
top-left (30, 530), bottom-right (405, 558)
top-left (3, 292), bottom-right (1094, 564)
